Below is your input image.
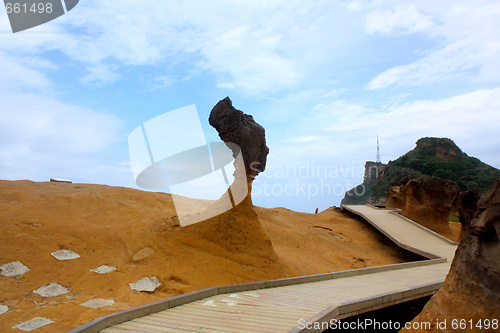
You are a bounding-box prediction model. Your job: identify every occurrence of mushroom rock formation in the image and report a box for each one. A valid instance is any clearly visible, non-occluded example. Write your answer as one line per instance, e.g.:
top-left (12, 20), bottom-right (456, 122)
top-left (403, 179), bottom-right (500, 332)
top-left (387, 177), bottom-right (459, 239)
top-left (209, 97), bottom-right (269, 200)
top-left (177, 98), bottom-right (285, 275)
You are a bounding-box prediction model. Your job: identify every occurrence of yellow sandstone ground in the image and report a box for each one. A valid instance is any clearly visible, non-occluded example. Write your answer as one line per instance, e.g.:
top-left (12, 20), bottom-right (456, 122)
top-left (0, 180), bottom-right (414, 332)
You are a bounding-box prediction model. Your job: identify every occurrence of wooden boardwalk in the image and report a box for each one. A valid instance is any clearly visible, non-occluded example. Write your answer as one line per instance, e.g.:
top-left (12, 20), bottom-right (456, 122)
top-left (71, 205), bottom-right (458, 333)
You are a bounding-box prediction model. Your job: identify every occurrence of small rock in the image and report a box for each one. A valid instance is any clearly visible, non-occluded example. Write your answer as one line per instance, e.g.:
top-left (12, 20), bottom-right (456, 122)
top-left (129, 276), bottom-right (161, 292)
top-left (12, 317), bottom-right (54, 331)
top-left (0, 261), bottom-right (30, 277)
top-left (80, 299), bottom-right (115, 309)
top-left (51, 249), bottom-right (80, 260)
top-left (132, 247), bottom-right (155, 261)
top-left (33, 283), bottom-right (70, 297)
top-left (90, 265), bottom-right (117, 274)
top-left (0, 305), bottom-right (8, 315)
top-left (50, 178), bottom-right (72, 183)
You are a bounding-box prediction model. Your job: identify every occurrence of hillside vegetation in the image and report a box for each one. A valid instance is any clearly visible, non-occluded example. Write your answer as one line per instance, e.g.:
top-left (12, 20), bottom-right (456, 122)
top-left (344, 137), bottom-right (500, 205)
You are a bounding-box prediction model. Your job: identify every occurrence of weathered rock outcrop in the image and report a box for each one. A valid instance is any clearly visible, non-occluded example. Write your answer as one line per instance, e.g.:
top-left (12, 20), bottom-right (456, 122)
top-left (455, 189), bottom-right (480, 240)
top-left (386, 176), bottom-right (460, 239)
top-left (414, 137), bottom-right (464, 162)
top-left (342, 137), bottom-right (500, 206)
top-left (403, 179), bottom-right (500, 332)
top-left (209, 97), bottom-right (269, 187)
top-left (188, 97), bottom-right (280, 261)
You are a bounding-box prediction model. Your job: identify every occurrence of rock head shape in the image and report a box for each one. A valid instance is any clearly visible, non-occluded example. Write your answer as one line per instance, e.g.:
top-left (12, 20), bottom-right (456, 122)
top-left (209, 97), bottom-right (269, 188)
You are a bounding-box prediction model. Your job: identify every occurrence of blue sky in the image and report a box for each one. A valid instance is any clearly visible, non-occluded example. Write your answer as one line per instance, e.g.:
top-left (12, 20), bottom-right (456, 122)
top-left (1, 0), bottom-right (500, 213)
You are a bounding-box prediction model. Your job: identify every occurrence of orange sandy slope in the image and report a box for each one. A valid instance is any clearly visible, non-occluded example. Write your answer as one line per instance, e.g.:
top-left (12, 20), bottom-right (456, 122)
top-left (0, 180), bottom-right (414, 332)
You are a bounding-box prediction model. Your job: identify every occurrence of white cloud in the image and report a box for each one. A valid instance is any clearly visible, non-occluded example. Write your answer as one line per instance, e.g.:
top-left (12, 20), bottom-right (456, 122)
top-left (199, 25), bottom-right (302, 96)
top-left (1, 93), bottom-right (121, 153)
top-left (347, 0), bottom-right (364, 11)
top-left (2, 0), bottom-right (498, 94)
top-left (368, 39), bottom-right (499, 89)
top-left (302, 88), bottom-right (500, 167)
top-left (0, 1), bottom-right (357, 96)
top-left (288, 136), bottom-right (330, 143)
top-left (81, 63), bottom-right (120, 85)
top-left (0, 51), bottom-right (52, 92)
top-left (0, 92), bottom-right (123, 182)
top-left (216, 82), bottom-right (236, 89)
top-left (312, 100), bottom-right (377, 132)
top-left (149, 75), bottom-right (176, 90)
top-left (364, 1), bottom-right (500, 88)
top-left (365, 5), bottom-right (435, 35)
top-left (256, 87), bottom-right (500, 210)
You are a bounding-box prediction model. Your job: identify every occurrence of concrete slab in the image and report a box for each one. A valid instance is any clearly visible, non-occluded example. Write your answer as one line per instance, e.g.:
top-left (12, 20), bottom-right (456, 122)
top-left (202, 300), bottom-right (216, 306)
top-left (129, 277), bottom-right (161, 292)
top-left (90, 265), bottom-right (117, 274)
top-left (132, 247), bottom-right (155, 261)
top-left (12, 317), bottom-right (54, 331)
top-left (51, 249), bottom-right (80, 260)
top-left (0, 305), bottom-right (8, 315)
top-left (0, 261), bottom-right (30, 277)
top-left (81, 299), bottom-right (115, 309)
top-left (33, 283), bottom-right (70, 297)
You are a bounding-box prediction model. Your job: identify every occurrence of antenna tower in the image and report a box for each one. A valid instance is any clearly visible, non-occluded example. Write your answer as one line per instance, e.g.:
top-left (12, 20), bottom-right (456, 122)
top-left (376, 135), bottom-right (381, 164)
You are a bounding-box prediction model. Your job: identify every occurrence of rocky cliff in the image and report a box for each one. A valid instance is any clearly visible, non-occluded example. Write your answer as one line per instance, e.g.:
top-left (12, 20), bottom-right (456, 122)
top-left (403, 179), bottom-right (500, 332)
top-left (342, 137), bottom-right (500, 206)
top-left (341, 161), bottom-right (387, 206)
top-left (386, 176), bottom-right (460, 240)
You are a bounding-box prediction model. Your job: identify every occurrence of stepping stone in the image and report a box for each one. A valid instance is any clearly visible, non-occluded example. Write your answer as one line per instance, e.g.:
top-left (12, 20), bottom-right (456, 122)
top-left (80, 299), bottom-right (115, 309)
top-left (90, 265), bottom-right (117, 275)
top-left (0, 261), bottom-right (30, 277)
top-left (33, 283), bottom-right (70, 297)
top-left (0, 305), bottom-right (8, 315)
top-left (132, 247), bottom-right (155, 261)
top-left (12, 317), bottom-right (54, 331)
top-left (129, 276), bottom-right (161, 292)
top-left (51, 249), bottom-right (80, 260)
top-left (202, 300), bottom-right (216, 307)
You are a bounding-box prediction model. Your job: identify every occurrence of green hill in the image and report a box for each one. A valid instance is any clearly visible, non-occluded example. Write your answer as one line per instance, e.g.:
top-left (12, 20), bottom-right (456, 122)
top-left (342, 137), bottom-right (500, 205)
